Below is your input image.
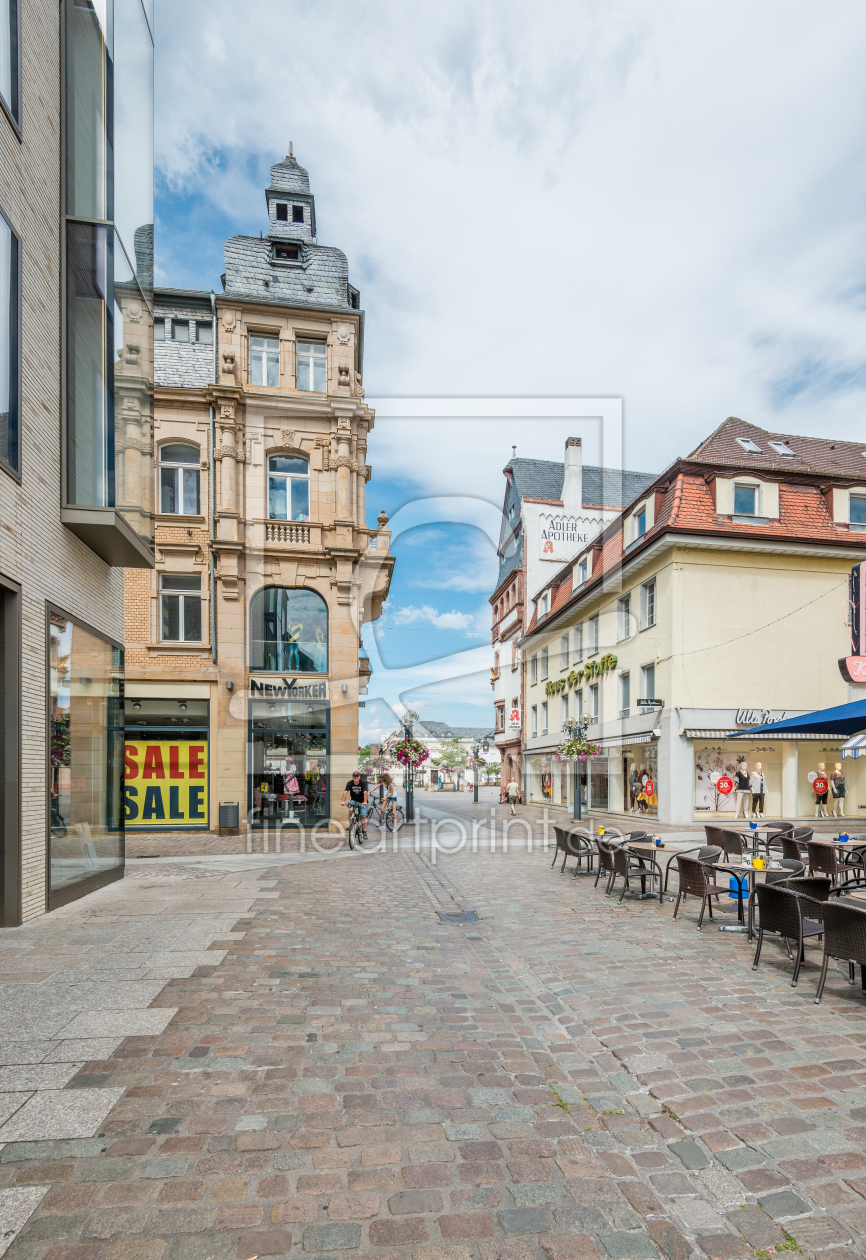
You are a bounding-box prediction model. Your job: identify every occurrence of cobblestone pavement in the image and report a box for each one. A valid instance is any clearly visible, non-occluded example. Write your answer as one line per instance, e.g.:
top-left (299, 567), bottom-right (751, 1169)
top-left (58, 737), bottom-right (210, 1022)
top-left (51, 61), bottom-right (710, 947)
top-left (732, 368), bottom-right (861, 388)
top-left (1, 832), bottom-right (865, 1260)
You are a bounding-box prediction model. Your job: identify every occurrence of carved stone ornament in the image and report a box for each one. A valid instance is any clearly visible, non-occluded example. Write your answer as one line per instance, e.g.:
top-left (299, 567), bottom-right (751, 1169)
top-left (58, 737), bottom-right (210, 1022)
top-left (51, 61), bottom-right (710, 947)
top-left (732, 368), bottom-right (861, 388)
top-left (125, 342), bottom-right (141, 365)
top-left (354, 371), bottom-right (364, 398)
top-left (315, 439), bottom-right (331, 471)
top-left (218, 445), bottom-right (237, 459)
top-left (280, 428), bottom-right (296, 448)
top-left (221, 349), bottom-right (236, 379)
top-left (222, 310), bottom-right (236, 332)
top-left (337, 323), bottom-right (352, 346)
top-left (336, 415), bottom-right (352, 432)
top-left (337, 363), bottom-right (350, 387)
top-left (332, 453), bottom-right (351, 470)
top-left (115, 436), bottom-right (152, 455)
top-left (220, 401), bottom-right (236, 421)
top-left (377, 509), bottom-right (390, 528)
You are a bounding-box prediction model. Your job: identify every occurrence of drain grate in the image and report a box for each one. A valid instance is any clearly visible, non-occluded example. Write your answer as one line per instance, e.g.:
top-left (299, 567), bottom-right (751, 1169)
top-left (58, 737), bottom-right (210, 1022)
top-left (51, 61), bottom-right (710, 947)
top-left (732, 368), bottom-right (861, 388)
top-left (437, 910), bottom-right (480, 924)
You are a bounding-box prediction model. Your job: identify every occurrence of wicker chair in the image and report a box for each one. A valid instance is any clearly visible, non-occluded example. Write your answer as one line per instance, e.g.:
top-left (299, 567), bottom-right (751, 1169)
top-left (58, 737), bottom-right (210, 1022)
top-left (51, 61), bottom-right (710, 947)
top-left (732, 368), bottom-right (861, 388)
top-left (609, 846), bottom-right (664, 905)
top-left (807, 841), bottom-right (839, 883)
top-left (752, 883), bottom-right (824, 986)
top-left (839, 836), bottom-right (866, 877)
top-left (717, 829), bottom-right (748, 860)
top-left (784, 875), bottom-right (832, 904)
top-left (672, 852), bottom-right (727, 929)
top-left (594, 839), bottom-right (619, 892)
top-left (704, 825), bottom-right (727, 850)
top-left (551, 825), bottom-right (594, 876)
top-left (814, 900), bottom-right (866, 1003)
top-left (662, 844), bottom-right (721, 892)
top-left (766, 858), bottom-right (806, 884)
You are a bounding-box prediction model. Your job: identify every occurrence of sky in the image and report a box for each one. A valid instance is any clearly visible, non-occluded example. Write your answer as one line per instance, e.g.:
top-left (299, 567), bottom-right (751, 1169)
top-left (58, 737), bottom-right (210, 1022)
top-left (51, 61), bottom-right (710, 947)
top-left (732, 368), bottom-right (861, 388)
top-left (154, 0), bottom-right (866, 740)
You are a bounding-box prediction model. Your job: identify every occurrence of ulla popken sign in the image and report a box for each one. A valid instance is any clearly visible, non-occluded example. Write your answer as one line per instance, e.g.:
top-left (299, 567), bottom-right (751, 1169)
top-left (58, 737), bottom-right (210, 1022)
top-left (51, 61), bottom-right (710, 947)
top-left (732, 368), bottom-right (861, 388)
top-left (735, 708), bottom-right (788, 726)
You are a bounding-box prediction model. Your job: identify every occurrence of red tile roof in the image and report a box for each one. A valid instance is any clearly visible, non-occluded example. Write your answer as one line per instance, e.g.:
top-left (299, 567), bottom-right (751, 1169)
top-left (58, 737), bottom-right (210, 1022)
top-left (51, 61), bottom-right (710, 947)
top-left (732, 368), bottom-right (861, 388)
top-left (688, 417), bottom-right (866, 481)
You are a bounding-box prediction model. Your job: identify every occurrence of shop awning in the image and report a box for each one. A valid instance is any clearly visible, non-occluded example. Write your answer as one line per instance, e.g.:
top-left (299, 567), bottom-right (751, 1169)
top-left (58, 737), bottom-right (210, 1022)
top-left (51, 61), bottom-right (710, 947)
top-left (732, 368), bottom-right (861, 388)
top-left (596, 731), bottom-right (657, 749)
top-left (685, 728), bottom-right (845, 741)
top-left (841, 732), bottom-right (866, 759)
top-left (730, 698), bottom-right (866, 739)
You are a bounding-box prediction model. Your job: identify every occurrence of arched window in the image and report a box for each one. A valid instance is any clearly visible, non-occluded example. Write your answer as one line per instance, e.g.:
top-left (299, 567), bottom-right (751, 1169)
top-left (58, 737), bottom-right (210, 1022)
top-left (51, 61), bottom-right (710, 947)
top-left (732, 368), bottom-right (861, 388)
top-left (159, 443), bottom-right (200, 515)
top-left (250, 586), bottom-right (328, 674)
top-left (268, 454), bottom-right (310, 521)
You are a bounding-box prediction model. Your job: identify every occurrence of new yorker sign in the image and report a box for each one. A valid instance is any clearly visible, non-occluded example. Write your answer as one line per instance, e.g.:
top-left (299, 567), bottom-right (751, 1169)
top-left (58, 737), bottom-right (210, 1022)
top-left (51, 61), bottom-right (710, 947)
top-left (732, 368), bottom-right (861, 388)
top-left (249, 676), bottom-right (329, 700)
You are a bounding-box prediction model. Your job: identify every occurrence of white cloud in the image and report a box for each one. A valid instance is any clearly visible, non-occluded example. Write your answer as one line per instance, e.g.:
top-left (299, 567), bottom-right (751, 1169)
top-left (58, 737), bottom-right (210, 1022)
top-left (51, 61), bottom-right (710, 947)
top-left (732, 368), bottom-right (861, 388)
top-left (156, 0), bottom-right (866, 485)
top-left (389, 603), bottom-right (481, 632)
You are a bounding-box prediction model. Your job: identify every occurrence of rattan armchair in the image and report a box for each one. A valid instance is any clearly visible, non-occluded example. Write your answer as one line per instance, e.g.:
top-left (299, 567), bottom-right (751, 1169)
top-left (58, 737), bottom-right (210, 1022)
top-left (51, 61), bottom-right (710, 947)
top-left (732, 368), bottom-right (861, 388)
top-left (662, 844), bottom-right (722, 892)
top-left (807, 841), bottom-right (839, 884)
top-left (672, 852), bottom-right (726, 930)
top-left (814, 900), bottom-right (866, 1003)
top-left (752, 883), bottom-right (823, 986)
top-left (766, 858), bottom-right (806, 884)
top-left (551, 825), bottom-right (594, 877)
top-left (609, 845), bottom-right (664, 905)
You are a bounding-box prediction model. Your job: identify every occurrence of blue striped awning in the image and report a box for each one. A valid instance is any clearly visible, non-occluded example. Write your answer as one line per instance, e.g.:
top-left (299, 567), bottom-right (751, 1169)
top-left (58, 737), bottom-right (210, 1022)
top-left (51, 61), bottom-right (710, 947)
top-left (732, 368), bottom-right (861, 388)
top-left (841, 731), bottom-right (866, 759)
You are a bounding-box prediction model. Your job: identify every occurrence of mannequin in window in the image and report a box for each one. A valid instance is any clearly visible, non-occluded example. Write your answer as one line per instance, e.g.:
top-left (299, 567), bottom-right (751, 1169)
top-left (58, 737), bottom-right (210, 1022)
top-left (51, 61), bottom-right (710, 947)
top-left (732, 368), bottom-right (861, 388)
top-left (831, 762), bottom-right (846, 817)
top-left (750, 762), bottom-right (766, 819)
top-left (814, 761), bottom-right (829, 818)
top-left (629, 763), bottom-right (638, 813)
top-left (734, 762), bottom-right (751, 819)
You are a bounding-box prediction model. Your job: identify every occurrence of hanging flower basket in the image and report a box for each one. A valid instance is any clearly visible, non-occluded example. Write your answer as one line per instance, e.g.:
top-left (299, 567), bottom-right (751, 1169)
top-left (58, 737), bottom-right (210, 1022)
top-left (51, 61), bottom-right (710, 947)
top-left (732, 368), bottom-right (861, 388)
top-left (389, 733), bottom-right (430, 771)
top-left (555, 731), bottom-right (601, 761)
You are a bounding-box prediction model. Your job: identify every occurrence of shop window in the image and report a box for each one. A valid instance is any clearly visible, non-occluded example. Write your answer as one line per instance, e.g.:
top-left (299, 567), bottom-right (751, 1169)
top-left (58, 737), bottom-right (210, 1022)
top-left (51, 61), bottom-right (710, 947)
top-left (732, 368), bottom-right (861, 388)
top-left (196, 322), bottom-right (213, 344)
top-left (250, 586), bottom-right (328, 674)
top-left (275, 203), bottom-right (288, 221)
top-left (0, 208), bottom-right (19, 479)
top-left (293, 205), bottom-right (304, 223)
top-left (620, 672), bottom-right (630, 718)
top-left (560, 694), bottom-right (568, 729)
top-left (296, 339), bottom-right (326, 392)
top-left (531, 705), bottom-right (538, 738)
top-left (171, 320), bottom-right (189, 342)
top-left (530, 654), bottom-right (537, 684)
top-left (48, 610), bottom-right (123, 898)
top-left (540, 646), bottom-right (548, 680)
top-left (733, 483), bottom-right (758, 515)
top-left (250, 335), bottom-right (280, 387)
top-left (640, 578), bottom-right (656, 629)
top-left (160, 574), bottom-right (202, 643)
top-left (541, 701), bottom-right (548, 735)
top-left (588, 614), bottom-right (599, 656)
top-left (560, 633), bottom-right (569, 669)
top-left (851, 494), bottom-right (866, 531)
top-left (617, 594), bottom-right (631, 641)
top-left (153, 318), bottom-right (164, 340)
top-left (589, 683), bottom-right (599, 720)
top-left (124, 698), bottom-right (210, 832)
top-left (268, 453), bottom-right (310, 522)
top-left (573, 624), bottom-right (583, 662)
top-left (641, 662), bottom-right (655, 700)
top-left (0, 0), bottom-right (19, 126)
top-left (159, 443), bottom-right (200, 515)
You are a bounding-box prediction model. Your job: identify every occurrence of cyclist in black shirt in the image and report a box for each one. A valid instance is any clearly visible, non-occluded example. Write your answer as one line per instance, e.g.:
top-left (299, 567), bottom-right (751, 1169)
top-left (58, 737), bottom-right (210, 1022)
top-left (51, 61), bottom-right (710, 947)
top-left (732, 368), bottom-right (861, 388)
top-left (341, 770), bottom-right (369, 840)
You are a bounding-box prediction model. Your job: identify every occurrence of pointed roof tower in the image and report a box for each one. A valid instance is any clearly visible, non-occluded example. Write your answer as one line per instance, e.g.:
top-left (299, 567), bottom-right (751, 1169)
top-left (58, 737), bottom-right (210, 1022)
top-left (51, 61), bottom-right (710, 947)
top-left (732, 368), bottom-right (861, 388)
top-left (265, 142), bottom-right (316, 242)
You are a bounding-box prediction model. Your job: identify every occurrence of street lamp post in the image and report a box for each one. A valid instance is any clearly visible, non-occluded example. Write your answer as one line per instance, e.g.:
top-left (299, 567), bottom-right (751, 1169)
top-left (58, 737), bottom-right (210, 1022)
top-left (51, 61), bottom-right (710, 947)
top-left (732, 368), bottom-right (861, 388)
top-left (563, 715), bottom-right (591, 821)
top-left (472, 738), bottom-right (490, 804)
top-left (400, 710), bottom-right (418, 822)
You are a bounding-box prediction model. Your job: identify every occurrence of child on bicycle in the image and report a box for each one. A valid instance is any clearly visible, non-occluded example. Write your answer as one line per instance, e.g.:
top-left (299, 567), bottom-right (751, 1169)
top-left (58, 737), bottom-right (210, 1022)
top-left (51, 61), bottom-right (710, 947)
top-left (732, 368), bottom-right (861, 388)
top-left (379, 772), bottom-right (398, 828)
top-left (341, 770), bottom-right (369, 841)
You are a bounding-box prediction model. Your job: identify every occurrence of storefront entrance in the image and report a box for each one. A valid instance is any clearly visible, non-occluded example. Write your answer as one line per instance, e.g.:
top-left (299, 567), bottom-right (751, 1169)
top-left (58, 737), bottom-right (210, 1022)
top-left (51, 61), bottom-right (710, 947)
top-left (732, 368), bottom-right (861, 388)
top-left (124, 698), bottom-right (210, 831)
top-left (248, 699), bottom-right (329, 829)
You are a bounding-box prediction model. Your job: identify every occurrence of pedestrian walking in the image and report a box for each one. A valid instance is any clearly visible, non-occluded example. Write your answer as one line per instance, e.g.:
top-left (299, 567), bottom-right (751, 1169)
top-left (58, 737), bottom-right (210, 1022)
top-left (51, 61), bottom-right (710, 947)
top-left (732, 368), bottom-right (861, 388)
top-left (505, 777), bottom-right (521, 815)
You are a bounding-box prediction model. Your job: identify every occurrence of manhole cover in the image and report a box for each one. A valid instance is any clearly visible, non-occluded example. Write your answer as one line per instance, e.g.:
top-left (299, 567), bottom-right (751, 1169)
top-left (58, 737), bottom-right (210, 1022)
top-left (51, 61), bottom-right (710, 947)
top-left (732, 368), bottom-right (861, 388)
top-left (437, 910), bottom-right (480, 924)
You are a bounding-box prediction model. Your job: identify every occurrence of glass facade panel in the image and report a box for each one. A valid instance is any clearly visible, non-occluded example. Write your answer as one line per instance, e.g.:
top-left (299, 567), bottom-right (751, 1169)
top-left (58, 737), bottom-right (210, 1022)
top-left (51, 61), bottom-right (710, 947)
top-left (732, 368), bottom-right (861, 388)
top-left (112, 0), bottom-right (153, 287)
top-left (250, 587), bottom-right (328, 674)
top-left (65, 0), bottom-right (113, 222)
top-left (49, 611), bottom-right (123, 891)
top-left (66, 221), bottom-right (112, 507)
top-left (0, 0), bottom-right (18, 125)
top-left (527, 753), bottom-right (553, 804)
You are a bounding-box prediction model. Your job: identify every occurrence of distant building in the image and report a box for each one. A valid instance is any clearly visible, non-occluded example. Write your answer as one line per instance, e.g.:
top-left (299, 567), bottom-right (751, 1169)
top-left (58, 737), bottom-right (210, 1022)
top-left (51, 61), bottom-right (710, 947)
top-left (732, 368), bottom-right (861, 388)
top-left (490, 438), bottom-right (654, 790)
top-left (124, 149), bottom-right (393, 837)
top-left (378, 720), bottom-right (497, 788)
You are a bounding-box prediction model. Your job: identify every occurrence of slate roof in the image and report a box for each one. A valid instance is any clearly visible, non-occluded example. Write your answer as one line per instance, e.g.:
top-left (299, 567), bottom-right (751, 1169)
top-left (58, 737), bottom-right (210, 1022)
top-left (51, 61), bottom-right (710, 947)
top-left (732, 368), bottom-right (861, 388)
top-left (505, 458), bottom-right (656, 510)
top-left (416, 721), bottom-right (496, 741)
top-left (223, 234), bottom-right (353, 311)
top-left (688, 417), bottom-right (866, 481)
top-left (496, 530), bottom-right (523, 591)
top-left (154, 289), bottom-right (214, 390)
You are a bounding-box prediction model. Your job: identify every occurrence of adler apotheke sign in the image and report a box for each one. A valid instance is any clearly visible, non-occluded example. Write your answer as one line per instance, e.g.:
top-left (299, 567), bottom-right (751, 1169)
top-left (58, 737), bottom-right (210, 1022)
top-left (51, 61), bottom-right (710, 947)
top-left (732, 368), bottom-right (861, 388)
top-left (538, 514), bottom-right (592, 562)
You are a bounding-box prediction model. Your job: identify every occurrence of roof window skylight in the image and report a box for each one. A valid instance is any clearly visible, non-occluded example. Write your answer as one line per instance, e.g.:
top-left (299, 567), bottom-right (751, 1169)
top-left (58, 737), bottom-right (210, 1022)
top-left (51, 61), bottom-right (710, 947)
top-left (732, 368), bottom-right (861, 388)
top-left (736, 437), bottom-right (762, 454)
top-left (768, 440), bottom-right (796, 457)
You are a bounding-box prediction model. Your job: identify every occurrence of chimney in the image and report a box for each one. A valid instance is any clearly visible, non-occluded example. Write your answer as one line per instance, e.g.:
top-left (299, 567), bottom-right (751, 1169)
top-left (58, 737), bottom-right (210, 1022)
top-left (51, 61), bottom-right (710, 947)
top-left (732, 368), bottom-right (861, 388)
top-left (562, 437), bottom-right (583, 513)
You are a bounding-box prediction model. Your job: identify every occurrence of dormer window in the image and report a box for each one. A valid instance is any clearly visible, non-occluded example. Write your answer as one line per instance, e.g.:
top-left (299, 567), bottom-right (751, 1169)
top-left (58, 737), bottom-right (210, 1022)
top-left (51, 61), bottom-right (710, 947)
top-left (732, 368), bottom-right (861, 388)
top-left (733, 483), bottom-right (757, 516)
top-left (293, 205), bottom-right (304, 223)
top-left (634, 507), bottom-right (647, 539)
top-left (768, 440), bottom-right (795, 457)
top-left (736, 437), bottom-right (762, 454)
top-left (541, 593), bottom-right (549, 616)
top-left (275, 203), bottom-right (288, 221)
top-left (577, 558), bottom-right (588, 586)
top-left (273, 243), bottom-right (300, 263)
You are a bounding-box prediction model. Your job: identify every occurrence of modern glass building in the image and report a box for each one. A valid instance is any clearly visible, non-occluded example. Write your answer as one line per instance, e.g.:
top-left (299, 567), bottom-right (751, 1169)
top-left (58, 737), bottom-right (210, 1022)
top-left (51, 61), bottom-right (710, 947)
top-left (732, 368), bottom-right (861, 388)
top-left (0, 0), bottom-right (153, 922)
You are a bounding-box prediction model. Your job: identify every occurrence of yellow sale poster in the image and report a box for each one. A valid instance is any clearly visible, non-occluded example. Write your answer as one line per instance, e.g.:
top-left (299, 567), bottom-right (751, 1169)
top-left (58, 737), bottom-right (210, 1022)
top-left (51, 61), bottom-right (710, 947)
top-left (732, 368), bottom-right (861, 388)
top-left (124, 739), bottom-right (209, 829)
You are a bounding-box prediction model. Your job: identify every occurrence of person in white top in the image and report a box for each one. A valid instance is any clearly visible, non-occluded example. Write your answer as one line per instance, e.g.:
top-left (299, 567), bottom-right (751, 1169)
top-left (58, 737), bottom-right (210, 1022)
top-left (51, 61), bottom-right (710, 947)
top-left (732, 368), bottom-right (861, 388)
top-left (505, 778), bottom-right (521, 815)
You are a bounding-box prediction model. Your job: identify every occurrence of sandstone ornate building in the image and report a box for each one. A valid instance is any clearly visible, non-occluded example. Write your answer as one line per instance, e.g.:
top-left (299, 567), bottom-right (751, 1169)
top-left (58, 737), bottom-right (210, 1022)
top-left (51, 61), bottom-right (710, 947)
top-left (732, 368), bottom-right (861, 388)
top-left (124, 150), bottom-right (393, 837)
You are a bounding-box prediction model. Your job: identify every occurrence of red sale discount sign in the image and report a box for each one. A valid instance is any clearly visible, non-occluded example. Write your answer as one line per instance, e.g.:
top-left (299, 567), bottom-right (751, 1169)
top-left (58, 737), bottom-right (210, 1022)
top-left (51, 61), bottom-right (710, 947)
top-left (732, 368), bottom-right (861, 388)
top-left (717, 776), bottom-right (734, 795)
top-left (644, 780), bottom-right (654, 797)
top-left (813, 776), bottom-right (828, 795)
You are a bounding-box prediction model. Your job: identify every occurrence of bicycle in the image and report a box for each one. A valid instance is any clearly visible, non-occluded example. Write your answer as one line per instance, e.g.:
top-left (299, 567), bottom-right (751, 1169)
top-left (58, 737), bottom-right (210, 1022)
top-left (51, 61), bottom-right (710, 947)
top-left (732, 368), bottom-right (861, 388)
top-left (369, 796), bottom-right (405, 831)
top-left (347, 804), bottom-right (366, 849)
